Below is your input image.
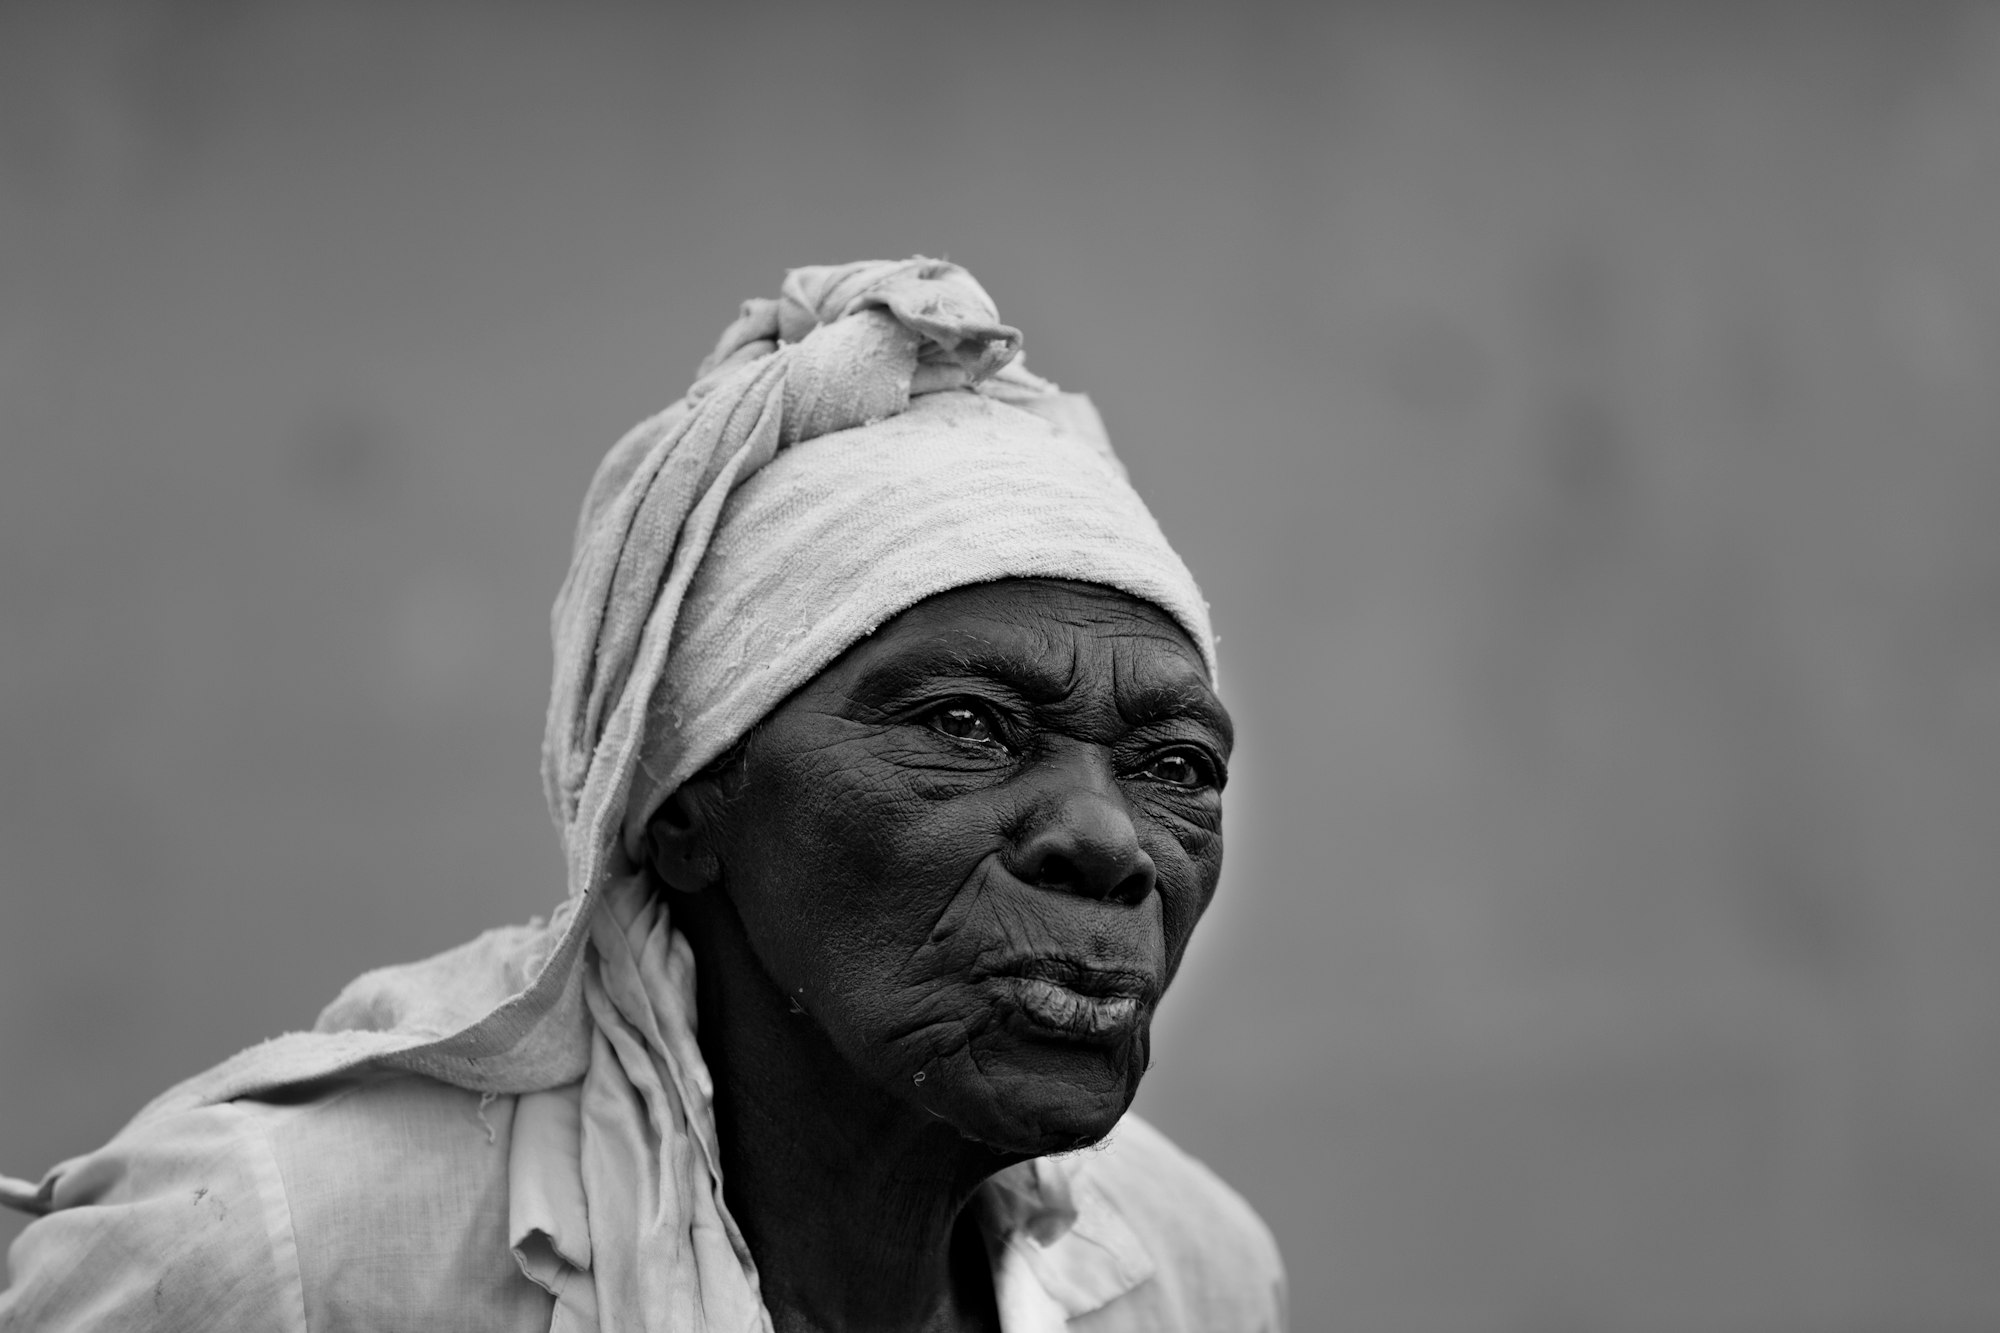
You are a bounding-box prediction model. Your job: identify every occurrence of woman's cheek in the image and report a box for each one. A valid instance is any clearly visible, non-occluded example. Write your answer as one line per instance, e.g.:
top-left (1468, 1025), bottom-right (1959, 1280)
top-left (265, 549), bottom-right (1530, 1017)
top-left (1153, 844), bottom-right (1225, 977)
top-left (838, 972), bottom-right (1010, 1097)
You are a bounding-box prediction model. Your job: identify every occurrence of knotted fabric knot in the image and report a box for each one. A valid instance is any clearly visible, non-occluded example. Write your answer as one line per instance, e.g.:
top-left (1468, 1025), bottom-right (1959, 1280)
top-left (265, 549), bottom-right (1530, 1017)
top-left (689, 257), bottom-right (1022, 444)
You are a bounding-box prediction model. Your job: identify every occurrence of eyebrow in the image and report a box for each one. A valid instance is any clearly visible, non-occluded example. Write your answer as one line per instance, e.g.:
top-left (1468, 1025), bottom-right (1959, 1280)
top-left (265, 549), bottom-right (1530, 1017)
top-left (851, 639), bottom-right (1072, 707)
top-left (1117, 678), bottom-right (1235, 744)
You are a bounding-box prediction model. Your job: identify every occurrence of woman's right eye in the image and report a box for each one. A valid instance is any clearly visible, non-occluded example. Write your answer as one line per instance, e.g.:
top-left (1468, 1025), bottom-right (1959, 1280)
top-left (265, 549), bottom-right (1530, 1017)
top-left (928, 702), bottom-right (1001, 747)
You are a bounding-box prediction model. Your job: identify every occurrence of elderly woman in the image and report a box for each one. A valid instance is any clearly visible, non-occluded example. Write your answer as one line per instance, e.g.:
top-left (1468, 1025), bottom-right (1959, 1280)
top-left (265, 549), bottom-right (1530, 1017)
top-left (0, 260), bottom-right (1283, 1331)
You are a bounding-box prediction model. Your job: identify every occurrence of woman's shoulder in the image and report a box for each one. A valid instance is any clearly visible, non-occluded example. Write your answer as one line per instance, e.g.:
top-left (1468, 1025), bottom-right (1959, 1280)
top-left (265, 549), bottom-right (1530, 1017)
top-left (2, 1094), bottom-right (307, 1330)
top-left (1065, 1112), bottom-right (1288, 1330)
top-left (0, 1075), bottom-right (552, 1332)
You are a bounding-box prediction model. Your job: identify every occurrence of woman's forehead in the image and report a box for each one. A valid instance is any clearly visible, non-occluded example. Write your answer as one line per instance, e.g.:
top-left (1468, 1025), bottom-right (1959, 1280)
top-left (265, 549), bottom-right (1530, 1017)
top-left (828, 579), bottom-right (1225, 724)
top-left (883, 580), bottom-right (1194, 658)
top-left (900, 577), bottom-right (1189, 634)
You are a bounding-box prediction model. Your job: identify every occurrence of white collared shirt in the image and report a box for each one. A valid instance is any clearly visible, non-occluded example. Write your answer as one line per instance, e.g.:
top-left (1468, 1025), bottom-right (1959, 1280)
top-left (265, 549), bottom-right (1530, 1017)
top-left (2, 1074), bottom-right (1285, 1331)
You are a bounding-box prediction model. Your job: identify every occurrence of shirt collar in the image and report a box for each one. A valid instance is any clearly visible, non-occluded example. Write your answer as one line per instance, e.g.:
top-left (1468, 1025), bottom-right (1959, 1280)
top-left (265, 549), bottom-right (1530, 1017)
top-left (981, 1149), bottom-right (1157, 1321)
top-left (507, 1082), bottom-right (1156, 1323)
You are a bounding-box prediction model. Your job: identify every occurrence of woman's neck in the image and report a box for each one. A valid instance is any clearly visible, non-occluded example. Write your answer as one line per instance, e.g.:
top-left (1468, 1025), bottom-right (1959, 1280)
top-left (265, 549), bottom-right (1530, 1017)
top-left (680, 891), bottom-right (1013, 1333)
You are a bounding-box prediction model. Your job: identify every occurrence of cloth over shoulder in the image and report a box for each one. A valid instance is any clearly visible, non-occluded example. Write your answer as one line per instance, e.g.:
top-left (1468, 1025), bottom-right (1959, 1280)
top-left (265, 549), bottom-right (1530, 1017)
top-left (1, 1072), bottom-right (1283, 1333)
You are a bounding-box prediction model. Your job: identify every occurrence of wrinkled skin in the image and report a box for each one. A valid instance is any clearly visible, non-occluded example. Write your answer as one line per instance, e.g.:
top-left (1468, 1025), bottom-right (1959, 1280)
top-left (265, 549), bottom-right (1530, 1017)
top-left (650, 578), bottom-right (1231, 1331)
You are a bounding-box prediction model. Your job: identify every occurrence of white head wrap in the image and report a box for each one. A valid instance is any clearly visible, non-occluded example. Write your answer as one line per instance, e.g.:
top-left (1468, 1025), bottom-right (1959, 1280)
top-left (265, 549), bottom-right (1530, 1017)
top-left (103, 259), bottom-right (1213, 1330)
top-left (544, 258), bottom-right (1214, 867)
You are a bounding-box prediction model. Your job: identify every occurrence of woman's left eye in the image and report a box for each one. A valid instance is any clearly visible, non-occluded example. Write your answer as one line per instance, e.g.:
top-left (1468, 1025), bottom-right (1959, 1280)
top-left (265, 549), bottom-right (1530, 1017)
top-left (928, 702), bottom-right (1003, 747)
top-left (1144, 750), bottom-right (1212, 789)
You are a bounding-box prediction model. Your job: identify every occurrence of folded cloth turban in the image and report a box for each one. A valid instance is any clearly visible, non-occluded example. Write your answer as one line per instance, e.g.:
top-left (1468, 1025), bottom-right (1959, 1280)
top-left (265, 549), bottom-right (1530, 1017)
top-left (574, 261), bottom-right (1218, 855)
top-left (28, 258), bottom-right (1214, 1329)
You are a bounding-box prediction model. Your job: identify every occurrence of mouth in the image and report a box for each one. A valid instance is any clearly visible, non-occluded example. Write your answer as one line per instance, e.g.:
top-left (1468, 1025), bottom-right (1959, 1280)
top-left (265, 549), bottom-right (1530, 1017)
top-left (992, 959), bottom-right (1153, 1043)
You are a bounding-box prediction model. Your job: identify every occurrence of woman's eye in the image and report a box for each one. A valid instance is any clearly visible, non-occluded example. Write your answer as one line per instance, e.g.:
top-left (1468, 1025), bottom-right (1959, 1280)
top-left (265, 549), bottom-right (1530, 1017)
top-left (1146, 750), bottom-right (1211, 789)
top-left (929, 703), bottom-right (1001, 746)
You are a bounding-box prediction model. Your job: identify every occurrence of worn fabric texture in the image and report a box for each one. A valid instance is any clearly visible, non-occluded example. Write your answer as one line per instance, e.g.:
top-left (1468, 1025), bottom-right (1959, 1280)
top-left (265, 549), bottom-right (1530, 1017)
top-left (2, 259), bottom-right (1231, 1330)
top-left (0, 1075), bottom-right (1284, 1332)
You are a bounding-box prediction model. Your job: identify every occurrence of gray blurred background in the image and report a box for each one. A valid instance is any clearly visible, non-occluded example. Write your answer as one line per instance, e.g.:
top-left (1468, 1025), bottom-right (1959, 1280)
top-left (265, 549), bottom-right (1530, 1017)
top-left (4, 3), bottom-right (1999, 1329)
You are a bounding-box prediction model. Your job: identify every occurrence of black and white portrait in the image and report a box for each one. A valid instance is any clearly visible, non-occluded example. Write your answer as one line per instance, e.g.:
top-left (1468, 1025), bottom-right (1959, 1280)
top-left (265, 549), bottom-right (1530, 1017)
top-left (4, 6), bottom-right (1998, 1332)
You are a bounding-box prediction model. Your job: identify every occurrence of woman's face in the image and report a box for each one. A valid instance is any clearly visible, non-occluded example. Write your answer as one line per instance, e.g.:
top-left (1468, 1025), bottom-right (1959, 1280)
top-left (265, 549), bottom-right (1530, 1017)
top-left (679, 578), bottom-right (1231, 1156)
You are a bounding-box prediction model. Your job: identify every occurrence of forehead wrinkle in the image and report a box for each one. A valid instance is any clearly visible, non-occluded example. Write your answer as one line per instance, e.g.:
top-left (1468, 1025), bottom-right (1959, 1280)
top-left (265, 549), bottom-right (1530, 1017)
top-left (1109, 639), bottom-right (1230, 738)
top-left (851, 629), bottom-right (1077, 706)
top-left (843, 587), bottom-right (1213, 720)
top-left (1041, 612), bottom-right (1088, 703)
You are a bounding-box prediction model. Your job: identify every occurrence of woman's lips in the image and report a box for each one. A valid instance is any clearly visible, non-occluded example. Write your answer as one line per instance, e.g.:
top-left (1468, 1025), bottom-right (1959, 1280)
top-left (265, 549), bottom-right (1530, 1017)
top-left (993, 960), bottom-right (1153, 1041)
top-left (1006, 977), bottom-right (1142, 1040)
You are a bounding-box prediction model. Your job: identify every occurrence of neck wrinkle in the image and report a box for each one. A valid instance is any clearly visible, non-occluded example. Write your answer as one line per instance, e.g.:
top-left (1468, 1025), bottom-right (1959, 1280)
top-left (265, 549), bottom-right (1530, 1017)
top-left (682, 888), bottom-right (1023, 1333)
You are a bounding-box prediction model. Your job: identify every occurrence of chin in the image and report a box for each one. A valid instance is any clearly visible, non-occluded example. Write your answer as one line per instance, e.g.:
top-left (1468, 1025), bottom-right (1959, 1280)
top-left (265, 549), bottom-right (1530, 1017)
top-left (935, 1042), bottom-right (1148, 1155)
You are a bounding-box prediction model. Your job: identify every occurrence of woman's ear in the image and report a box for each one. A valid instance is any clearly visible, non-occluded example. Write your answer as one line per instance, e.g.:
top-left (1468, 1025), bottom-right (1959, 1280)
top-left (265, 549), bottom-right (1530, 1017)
top-left (645, 782), bottom-right (722, 894)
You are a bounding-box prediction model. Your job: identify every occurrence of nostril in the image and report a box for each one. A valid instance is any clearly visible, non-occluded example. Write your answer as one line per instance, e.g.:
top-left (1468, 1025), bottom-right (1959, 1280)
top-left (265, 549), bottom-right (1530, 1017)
top-left (1108, 869), bottom-right (1153, 906)
top-left (1032, 852), bottom-right (1081, 892)
top-left (1012, 835), bottom-right (1156, 904)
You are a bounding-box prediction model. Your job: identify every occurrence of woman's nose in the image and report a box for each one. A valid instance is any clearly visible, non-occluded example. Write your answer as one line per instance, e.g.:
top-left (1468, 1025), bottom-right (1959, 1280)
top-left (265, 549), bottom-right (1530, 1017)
top-left (1005, 760), bottom-right (1157, 905)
